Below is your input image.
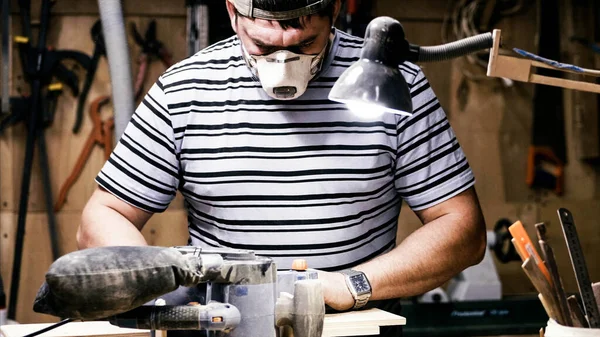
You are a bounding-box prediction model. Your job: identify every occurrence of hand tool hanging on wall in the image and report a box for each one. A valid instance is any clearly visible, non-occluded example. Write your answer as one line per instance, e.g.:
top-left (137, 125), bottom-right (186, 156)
top-left (6, 0), bottom-right (89, 321)
top-left (54, 95), bottom-right (114, 211)
top-left (73, 19), bottom-right (106, 134)
top-left (525, 0), bottom-right (566, 195)
top-left (186, 0), bottom-right (209, 57)
top-left (1, 0), bottom-right (10, 115)
top-left (130, 21), bottom-right (173, 103)
top-left (0, 84), bottom-right (63, 133)
top-left (12, 1), bottom-right (90, 97)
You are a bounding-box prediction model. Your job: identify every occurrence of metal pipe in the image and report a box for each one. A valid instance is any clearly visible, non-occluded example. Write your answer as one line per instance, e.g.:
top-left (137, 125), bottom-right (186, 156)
top-left (97, 0), bottom-right (134, 142)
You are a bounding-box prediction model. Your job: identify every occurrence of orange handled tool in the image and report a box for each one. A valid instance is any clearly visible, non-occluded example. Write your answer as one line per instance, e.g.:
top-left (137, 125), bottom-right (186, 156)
top-left (54, 95), bottom-right (114, 211)
top-left (509, 221), bottom-right (552, 286)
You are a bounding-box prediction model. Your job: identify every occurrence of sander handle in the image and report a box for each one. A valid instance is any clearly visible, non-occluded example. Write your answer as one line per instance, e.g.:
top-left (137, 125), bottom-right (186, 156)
top-left (108, 303), bottom-right (241, 332)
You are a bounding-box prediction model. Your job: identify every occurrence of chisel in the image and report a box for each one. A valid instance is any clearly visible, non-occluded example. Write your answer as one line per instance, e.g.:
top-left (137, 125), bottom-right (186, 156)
top-left (522, 257), bottom-right (563, 323)
top-left (535, 223), bottom-right (572, 326)
top-left (509, 221), bottom-right (552, 284)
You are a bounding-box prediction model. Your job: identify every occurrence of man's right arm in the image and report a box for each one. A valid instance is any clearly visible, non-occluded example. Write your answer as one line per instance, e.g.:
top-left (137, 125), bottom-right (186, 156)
top-left (77, 186), bottom-right (154, 248)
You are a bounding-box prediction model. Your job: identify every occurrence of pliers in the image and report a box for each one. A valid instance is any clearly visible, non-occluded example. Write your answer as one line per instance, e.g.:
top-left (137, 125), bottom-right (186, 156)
top-left (131, 20), bottom-right (174, 101)
top-left (54, 95), bottom-right (114, 211)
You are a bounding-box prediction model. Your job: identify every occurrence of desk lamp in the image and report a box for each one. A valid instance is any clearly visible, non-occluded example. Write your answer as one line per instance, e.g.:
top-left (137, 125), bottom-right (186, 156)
top-left (329, 16), bottom-right (600, 117)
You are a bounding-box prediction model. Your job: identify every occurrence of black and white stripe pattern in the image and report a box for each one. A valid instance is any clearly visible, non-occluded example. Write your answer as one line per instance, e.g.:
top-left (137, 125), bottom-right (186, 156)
top-left (96, 30), bottom-right (474, 271)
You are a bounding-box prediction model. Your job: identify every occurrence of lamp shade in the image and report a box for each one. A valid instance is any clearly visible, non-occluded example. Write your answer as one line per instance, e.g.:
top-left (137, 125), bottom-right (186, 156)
top-left (329, 16), bottom-right (413, 116)
top-left (328, 59), bottom-right (413, 116)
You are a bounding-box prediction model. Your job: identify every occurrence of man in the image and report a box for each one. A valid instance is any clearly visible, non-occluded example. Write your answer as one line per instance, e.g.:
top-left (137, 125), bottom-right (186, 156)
top-left (78, 0), bottom-right (486, 335)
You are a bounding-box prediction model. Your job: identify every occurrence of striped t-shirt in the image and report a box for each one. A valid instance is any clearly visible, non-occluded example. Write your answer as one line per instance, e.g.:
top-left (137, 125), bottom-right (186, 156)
top-left (96, 29), bottom-right (475, 271)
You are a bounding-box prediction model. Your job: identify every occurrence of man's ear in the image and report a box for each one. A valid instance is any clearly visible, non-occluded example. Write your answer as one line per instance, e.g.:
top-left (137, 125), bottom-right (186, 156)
top-left (225, 0), bottom-right (238, 33)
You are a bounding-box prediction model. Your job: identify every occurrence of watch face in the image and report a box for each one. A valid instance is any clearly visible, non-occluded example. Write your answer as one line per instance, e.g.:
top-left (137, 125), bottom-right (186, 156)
top-left (349, 274), bottom-right (371, 293)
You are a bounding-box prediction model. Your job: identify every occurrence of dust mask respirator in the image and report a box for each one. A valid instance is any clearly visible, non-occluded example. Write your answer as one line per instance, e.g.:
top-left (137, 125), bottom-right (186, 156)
top-left (242, 41), bottom-right (329, 100)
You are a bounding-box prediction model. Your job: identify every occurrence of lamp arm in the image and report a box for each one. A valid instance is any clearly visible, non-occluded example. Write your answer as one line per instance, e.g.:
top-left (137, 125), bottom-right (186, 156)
top-left (407, 32), bottom-right (494, 63)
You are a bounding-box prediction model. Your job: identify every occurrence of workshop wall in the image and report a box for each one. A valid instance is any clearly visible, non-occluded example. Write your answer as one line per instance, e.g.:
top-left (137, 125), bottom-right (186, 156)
top-left (384, 0), bottom-right (600, 298)
top-left (0, 0), bottom-right (190, 323)
top-left (0, 0), bottom-right (599, 325)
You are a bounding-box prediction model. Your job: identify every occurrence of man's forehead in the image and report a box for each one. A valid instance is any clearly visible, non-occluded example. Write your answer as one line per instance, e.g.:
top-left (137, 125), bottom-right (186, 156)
top-left (239, 16), bottom-right (327, 46)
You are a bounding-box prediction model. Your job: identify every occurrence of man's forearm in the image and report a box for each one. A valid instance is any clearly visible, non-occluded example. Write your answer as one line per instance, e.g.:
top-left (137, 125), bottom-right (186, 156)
top-left (77, 202), bottom-right (149, 249)
top-left (356, 212), bottom-right (486, 300)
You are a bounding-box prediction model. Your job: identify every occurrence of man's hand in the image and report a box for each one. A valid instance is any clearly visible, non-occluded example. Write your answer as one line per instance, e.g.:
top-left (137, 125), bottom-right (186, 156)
top-left (351, 187), bottom-right (486, 301)
top-left (318, 271), bottom-right (354, 311)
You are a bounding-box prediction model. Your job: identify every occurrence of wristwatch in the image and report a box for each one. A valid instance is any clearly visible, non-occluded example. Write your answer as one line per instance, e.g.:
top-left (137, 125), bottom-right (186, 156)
top-left (338, 269), bottom-right (372, 309)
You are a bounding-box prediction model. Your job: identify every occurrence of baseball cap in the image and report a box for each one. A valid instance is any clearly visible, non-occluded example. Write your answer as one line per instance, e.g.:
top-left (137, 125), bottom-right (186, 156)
top-left (227, 0), bottom-right (335, 20)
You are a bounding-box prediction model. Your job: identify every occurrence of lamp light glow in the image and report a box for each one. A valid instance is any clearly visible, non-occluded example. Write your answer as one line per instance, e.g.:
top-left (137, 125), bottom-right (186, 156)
top-left (342, 101), bottom-right (390, 119)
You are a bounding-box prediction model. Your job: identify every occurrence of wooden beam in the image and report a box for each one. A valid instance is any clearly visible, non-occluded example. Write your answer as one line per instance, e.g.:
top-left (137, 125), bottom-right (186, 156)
top-left (562, 0), bottom-right (600, 160)
top-left (10, 0), bottom-right (187, 17)
top-left (488, 30), bottom-right (600, 94)
top-left (373, 0), bottom-right (448, 21)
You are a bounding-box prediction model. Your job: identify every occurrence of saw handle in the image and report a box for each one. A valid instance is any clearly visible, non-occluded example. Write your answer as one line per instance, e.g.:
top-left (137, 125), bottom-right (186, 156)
top-left (526, 146), bottom-right (564, 195)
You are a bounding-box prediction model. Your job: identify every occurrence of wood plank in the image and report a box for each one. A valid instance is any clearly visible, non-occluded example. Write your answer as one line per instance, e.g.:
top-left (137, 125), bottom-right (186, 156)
top-left (373, 0), bottom-right (448, 21)
top-left (322, 325), bottom-right (379, 337)
top-left (324, 308), bottom-right (406, 328)
top-left (0, 211), bottom-right (72, 324)
top-left (562, 0), bottom-right (599, 160)
top-left (10, 0), bottom-right (187, 17)
top-left (0, 125), bottom-right (14, 212)
top-left (0, 212), bottom-right (15, 299)
top-left (0, 322), bottom-right (150, 337)
top-left (0, 309), bottom-right (404, 337)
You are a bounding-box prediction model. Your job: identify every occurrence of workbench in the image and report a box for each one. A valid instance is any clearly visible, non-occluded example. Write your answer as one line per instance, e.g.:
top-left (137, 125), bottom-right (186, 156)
top-left (0, 308), bottom-right (406, 337)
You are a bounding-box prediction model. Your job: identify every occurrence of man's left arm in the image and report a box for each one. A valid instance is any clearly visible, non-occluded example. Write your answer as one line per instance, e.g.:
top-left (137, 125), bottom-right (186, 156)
top-left (321, 186), bottom-right (486, 311)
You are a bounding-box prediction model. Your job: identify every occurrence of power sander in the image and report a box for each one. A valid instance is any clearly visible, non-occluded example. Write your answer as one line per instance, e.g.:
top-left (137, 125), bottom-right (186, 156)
top-left (32, 246), bottom-right (324, 337)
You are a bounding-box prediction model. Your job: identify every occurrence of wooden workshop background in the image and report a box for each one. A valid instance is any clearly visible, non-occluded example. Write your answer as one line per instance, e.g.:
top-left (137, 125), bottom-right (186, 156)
top-left (0, 0), bottom-right (599, 325)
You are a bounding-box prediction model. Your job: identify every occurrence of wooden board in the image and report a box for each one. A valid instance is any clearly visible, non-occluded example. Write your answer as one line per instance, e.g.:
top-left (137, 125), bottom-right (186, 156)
top-left (9, 0), bottom-right (187, 17)
top-left (0, 308), bottom-right (405, 337)
top-left (0, 322), bottom-right (150, 337)
top-left (323, 308), bottom-right (406, 337)
top-left (561, 0), bottom-right (599, 160)
top-left (374, 0), bottom-right (447, 21)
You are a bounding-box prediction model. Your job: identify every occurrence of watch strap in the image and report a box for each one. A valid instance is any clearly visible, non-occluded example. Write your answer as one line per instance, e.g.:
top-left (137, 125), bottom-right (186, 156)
top-left (338, 269), bottom-right (371, 309)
